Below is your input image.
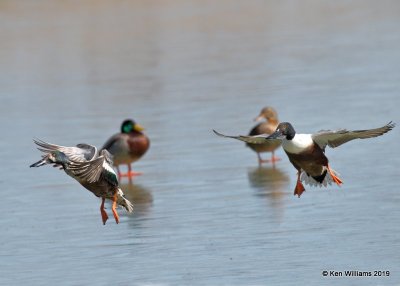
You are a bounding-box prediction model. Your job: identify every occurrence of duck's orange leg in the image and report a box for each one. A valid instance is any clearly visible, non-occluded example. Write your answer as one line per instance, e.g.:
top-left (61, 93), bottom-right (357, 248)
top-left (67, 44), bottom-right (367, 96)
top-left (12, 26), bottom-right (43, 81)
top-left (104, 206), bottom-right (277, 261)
top-left (111, 194), bottom-right (120, 224)
top-left (257, 151), bottom-right (281, 165)
top-left (257, 153), bottom-right (264, 166)
top-left (327, 164), bottom-right (343, 186)
top-left (116, 166), bottom-right (122, 179)
top-left (270, 151), bottom-right (281, 163)
top-left (294, 171), bottom-right (305, 198)
top-left (100, 198), bottom-right (109, 225)
top-left (120, 164), bottom-right (142, 178)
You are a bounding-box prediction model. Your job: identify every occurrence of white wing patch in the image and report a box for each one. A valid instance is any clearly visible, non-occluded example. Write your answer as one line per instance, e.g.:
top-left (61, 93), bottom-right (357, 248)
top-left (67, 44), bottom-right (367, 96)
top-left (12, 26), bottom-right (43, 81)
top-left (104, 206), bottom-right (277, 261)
top-left (103, 161), bottom-right (116, 176)
top-left (282, 134), bottom-right (314, 154)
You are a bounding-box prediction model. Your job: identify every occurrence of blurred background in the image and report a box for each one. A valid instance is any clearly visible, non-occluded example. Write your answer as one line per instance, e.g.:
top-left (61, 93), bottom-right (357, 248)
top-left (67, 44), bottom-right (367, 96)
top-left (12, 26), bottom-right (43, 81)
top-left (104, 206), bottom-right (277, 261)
top-left (1, 1), bottom-right (399, 285)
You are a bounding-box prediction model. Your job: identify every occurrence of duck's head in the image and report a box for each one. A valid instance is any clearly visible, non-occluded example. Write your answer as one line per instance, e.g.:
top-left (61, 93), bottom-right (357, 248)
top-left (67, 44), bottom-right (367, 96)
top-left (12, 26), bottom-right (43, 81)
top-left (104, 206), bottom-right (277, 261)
top-left (267, 122), bottom-right (295, 140)
top-left (121, 119), bottom-right (145, 133)
top-left (254, 106), bottom-right (278, 122)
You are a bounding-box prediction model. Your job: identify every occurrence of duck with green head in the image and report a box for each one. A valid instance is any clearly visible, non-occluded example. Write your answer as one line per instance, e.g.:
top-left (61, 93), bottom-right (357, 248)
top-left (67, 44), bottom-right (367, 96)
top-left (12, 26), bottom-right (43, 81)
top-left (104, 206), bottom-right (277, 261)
top-left (101, 119), bottom-right (150, 179)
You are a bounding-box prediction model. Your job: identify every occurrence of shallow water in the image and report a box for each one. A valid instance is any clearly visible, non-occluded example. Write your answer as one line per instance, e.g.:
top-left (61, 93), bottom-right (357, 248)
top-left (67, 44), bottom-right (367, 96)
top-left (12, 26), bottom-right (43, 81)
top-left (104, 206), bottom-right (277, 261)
top-left (1, 1), bottom-right (400, 285)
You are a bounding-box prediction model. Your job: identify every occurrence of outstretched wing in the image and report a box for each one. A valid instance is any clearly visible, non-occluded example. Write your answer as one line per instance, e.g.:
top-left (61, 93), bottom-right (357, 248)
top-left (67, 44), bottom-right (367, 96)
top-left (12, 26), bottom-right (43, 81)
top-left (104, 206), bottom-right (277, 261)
top-left (312, 121), bottom-right (395, 150)
top-left (33, 139), bottom-right (98, 162)
top-left (69, 154), bottom-right (118, 187)
top-left (213, 129), bottom-right (280, 144)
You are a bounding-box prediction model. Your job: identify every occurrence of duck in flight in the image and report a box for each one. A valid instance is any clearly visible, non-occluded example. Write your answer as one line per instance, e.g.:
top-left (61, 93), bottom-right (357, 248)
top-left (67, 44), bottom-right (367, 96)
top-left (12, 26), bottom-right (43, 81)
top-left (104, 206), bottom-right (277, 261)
top-left (214, 121), bottom-right (395, 197)
top-left (247, 107), bottom-right (282, 165)
top-left (30, 139), bottom-right (133, 224)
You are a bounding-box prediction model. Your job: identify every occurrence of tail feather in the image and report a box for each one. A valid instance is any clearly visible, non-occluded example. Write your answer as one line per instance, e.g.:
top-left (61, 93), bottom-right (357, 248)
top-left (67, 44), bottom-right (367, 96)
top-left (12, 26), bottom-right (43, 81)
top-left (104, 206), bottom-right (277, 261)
top-left (311, 170), bottom-right (327, 184)
top-left (300, 168), bottom-right (341, 187)
top-left (30, 151), bottom-right (70, 169)
top-left (117, 189), bottom-right (134, 213)
top-left (30, 157), bottom-right (48, 168)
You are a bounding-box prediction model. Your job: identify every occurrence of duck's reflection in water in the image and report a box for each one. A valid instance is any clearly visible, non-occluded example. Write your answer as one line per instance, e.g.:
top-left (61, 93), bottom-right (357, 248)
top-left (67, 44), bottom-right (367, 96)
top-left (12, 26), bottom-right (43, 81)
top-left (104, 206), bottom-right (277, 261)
top-left (120, 182), bottom-right (153, 222)
top-left (247, 166), bottom-right (290, 221)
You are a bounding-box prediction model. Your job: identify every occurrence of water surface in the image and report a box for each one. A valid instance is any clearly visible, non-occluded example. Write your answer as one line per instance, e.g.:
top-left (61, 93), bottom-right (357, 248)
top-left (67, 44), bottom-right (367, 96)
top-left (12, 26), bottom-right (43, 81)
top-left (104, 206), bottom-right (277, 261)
top-left (1, 1), bottom-right (399, 285)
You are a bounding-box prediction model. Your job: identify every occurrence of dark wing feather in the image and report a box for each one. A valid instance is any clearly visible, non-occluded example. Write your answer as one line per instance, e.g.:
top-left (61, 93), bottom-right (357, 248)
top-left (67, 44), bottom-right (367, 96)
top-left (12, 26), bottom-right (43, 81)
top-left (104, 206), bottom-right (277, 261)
top-left (101, 134), bottom-right (120, 151)
top-left (249, 124), bottom-right (262, 136)
top-left (312, 121), bottom-right (395, 149)
top-left (213, 129), bottom-right (280, 144)
top-left (249, 122), bottom-right (276, 136)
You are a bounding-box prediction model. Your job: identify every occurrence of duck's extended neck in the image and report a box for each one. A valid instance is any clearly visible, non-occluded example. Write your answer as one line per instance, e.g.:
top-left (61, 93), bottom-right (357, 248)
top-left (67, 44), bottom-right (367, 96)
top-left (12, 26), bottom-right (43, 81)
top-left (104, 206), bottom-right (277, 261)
top-left (268, 118), bottom-right (279, 125)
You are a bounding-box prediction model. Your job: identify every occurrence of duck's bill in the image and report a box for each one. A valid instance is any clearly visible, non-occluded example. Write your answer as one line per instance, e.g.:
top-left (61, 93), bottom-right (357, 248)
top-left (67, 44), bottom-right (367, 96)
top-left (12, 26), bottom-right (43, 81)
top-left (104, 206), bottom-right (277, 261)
top-left (254, 115), bottom-right (263, 122)
top-left (267, 130), bottom-right (285, 140)
top-left (134, 124), bottom-right (145, 132)
top-left (213, 129), bottom-right (276, 144)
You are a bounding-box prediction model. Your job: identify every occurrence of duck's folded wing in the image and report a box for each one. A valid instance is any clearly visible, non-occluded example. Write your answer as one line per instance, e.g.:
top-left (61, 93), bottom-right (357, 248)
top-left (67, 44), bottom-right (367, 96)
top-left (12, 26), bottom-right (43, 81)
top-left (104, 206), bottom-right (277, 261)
top-left (312, 121), bottom-right (395, 149)
top-left (101, 134), bottom-right (119, 151)
top-left (33, 139), bottom-right (97, 162)
top-left (213, 129), bottom-right (279, 144)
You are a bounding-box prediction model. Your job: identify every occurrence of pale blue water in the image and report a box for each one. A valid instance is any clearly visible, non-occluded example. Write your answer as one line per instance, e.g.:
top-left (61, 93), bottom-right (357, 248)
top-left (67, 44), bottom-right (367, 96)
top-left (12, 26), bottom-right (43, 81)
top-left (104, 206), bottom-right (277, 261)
top-left (0, 1), bottom-right (399, 285)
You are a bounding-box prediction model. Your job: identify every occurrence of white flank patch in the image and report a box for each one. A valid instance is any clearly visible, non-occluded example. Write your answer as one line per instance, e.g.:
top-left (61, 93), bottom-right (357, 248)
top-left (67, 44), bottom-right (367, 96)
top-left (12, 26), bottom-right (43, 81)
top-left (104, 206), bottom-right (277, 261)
top-left (282, 134), bottom-right (314, 154)
top-left (103, 161), bottom-right (116, 176)
top-left (300, 168), bottom-right (341, 187)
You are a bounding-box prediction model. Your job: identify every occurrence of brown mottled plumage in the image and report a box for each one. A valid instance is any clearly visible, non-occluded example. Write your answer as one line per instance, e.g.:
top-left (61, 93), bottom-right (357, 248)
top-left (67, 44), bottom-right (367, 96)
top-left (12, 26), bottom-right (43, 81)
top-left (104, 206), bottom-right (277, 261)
top-left (247, 107), bottom-right (281, 165)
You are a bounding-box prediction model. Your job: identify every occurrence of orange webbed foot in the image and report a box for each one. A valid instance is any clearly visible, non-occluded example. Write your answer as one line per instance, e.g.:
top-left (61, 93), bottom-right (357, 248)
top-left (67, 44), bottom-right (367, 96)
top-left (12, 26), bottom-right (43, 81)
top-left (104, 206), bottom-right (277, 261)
top-left (101, 209), bottom-right (109, 225)
top-left (258, 152), bottom-right (281, 165)
top-left (111, 195), bottom-right (120, 224)
top-left (260, 157), bottom-right (281, 164)
top-left (112, 209), bottom-right (120, 224)
top-left (294, 180), bottom-right (306, 198)
top-left (100, 198), bottom-right (109, 225)
top-left (270, 156), bottom-right (281, 163)
top-left (327, 165), bottom-right (343, 187)
top-left (294, 171), bottom-right (306, 197)
top-left (125, 171), bottom-right (143, 177)
top-left (119, 164), bottom-right (143, 178)
top-left (331, 175), bottom-right (343, 186)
